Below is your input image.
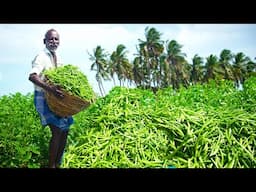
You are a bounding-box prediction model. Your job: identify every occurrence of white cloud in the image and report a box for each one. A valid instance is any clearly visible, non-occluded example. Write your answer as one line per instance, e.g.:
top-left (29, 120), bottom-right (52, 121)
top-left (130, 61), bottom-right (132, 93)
top-left (173, 24), bottom-right (254, 61)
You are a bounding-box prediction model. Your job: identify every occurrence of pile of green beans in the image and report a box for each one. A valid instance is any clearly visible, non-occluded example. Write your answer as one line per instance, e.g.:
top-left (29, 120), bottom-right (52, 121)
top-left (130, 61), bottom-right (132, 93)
top-left (62, 78), bottom-right (255, 168)
top-left (43, 64), bottom-right (96, 101)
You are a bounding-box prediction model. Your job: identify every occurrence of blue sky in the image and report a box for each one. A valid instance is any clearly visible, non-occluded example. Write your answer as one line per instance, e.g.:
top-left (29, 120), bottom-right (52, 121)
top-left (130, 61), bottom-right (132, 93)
top-left (0, 24), bottom-right (256, 97)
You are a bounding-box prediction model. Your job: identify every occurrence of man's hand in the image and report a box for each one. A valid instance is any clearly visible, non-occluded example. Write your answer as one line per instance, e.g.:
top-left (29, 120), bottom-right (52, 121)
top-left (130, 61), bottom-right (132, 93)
top-left (29, 73), bottom-right (64, 99)
top-left (48, 85), bottom-right (64, 99)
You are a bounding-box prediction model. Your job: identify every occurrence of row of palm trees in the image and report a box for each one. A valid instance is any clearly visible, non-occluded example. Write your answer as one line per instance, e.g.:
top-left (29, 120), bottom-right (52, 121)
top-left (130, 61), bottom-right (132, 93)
top-left (89, 27), bottom-right (256, 96)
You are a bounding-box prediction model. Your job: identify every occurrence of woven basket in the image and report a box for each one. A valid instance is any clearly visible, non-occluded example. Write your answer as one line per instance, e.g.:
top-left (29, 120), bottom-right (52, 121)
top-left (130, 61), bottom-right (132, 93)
top-left (45, 89), bottom-right (91, 117)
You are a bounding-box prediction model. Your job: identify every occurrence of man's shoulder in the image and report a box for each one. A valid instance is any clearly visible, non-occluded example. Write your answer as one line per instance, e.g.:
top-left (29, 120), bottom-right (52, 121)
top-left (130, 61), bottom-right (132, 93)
top-left (35, 49), bottom-right (51, 59)
top-left (32, 50), bottom-right (51, 65)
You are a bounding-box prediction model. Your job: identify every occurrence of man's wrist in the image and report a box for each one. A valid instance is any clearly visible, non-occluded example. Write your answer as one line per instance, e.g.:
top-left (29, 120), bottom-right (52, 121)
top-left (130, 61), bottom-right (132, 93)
top-left (44, 84), bottom-right (53, 92)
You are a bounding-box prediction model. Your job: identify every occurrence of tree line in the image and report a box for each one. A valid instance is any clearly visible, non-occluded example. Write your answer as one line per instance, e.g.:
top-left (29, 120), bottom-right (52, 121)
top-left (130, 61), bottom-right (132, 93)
top-left (88, 27), bottom-right (256, 96)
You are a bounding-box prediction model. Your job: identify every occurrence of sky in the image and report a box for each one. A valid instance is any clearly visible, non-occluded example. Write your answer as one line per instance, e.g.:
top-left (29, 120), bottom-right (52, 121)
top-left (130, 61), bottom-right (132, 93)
top-left (0, 24), bottom-right (256, 97)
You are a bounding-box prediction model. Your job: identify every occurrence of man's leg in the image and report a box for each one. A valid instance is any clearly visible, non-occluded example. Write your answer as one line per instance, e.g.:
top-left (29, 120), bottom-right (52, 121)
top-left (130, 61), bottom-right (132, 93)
top-left (49, 124), bottom-right (62, 168)
top-left (56, 130), bottom-right (69, 168)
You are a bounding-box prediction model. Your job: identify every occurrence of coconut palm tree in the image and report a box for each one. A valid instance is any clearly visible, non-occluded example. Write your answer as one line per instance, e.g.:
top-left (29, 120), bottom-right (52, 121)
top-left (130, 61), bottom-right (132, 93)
top-left (232, 52), bottom-right (250, 88)
top-left (137, 27), bottom-right (164, 89)
top-left (88, 46), bottom-right (109, 96)
top-left (245, 60), bottom-right (256, 79)
top-left (204, 54), bottom-right (220, 82)
top-left (190, 54), bottom-right (204, 85)
top-left (132, 56), bottom-right (143, 87)
top-left (165, 40), bottom-right (189, 89)
top-left (219, 49), bottom-right (234, 80)
top-left (110, 44), bottom-right (132, 87)
top-left (159, 55), bottom-right (171, 88)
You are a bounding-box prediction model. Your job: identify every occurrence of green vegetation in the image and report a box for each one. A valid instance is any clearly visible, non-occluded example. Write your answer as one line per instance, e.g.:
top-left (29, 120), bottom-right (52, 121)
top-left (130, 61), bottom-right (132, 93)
top-left (0, 93), bottom-right (50, 168)
top-left (43, 64), bottom-right (96, 101)
top-left (1, 77), bottom-right (255, 168)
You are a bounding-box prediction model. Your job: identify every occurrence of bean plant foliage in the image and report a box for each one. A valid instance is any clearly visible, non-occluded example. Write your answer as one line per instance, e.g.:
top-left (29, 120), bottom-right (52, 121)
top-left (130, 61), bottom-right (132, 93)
top-left (0, 93), bottom-right (50, 168)
top-left (0, 77), bottom-right (255, 168)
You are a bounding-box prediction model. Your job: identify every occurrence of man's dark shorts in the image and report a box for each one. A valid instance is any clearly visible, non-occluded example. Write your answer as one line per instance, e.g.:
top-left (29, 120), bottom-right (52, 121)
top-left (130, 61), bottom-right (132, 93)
top-left (34, 90), bottom-right (74, 131)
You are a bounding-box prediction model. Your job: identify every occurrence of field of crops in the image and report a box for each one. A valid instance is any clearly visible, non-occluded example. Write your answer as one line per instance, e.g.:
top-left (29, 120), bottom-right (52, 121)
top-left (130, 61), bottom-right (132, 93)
top-left (0, 77), bottom-right (255, 168)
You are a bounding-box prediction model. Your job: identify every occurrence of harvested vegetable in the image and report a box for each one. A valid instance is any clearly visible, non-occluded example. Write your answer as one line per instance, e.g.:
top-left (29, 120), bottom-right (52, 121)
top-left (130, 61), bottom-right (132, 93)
top-left (43, 64), bottom-right (96, 101)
